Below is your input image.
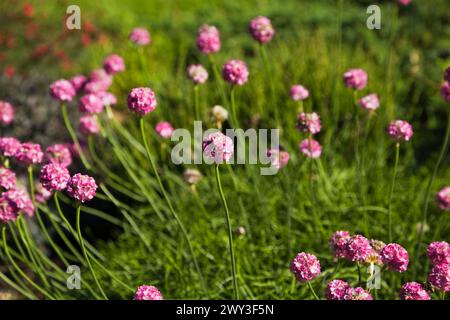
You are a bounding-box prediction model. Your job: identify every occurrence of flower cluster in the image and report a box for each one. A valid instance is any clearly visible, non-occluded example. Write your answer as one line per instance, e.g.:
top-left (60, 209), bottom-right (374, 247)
top-left (290, 85), bottom-right (309, 101)
top-left (299, 139), bottom-right (322, 159)
top-left (0, 101), bottom-right (14, 125)
top-left (155, 121), bottom-right (174, 139)
top-left (134, 285), bottom-right (163, 300)
top-left (387, 120), bottom-right (413, 142)
top-left (267, 149), bottom-right (290, 170)
top-left (202, 132), bottom-right (234, 164)
top-left (127, 87), bottom-right (157, 116)
top-left (129, 27), bottom-right (151, 46)
top-left (248, 16), bottom-right (275, 44)
top-left (343, 68), bottom-right (368, 90)
top-left (187, 64), bottom-right (208, 84)
top-left (296, 112), bottom-right (321, 135)
top-left (290, 252), bottom-right (321, 282)
top-left (222, 60), bottom-right (249, 85)
top-left (66, 173), bottom-right (98, 203)
top-left (197, 25), bottom-right (221, 54)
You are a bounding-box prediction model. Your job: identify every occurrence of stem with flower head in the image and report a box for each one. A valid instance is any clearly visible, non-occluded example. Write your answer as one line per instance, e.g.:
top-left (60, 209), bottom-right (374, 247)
top-left (307, 281), bottom-right (320, 300)
top-left (387, 142), bottom-right (400, 242)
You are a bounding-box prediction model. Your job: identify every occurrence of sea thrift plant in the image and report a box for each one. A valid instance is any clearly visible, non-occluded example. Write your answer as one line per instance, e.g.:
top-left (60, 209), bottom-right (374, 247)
top-left (155, 121), bottom-right (174, 139)
top-left (44, 144), bottom-right (72, 168)
top-left (15, 142), bottom-right (43, 165)
top-left (84, 69), bottom-right (112, 94)
top-left (39, 163), bottom-right (70, 192)
top-left (428, 264), bottom-right (450, 292)
top-left (97, 91), bottom-right (117, 106)
top-left (127, 87), bottom-right (157, 116)
top-left (129, 27), bottom-right (151, 46)
top-left (0, 101), bottom-right (14, 125)
top-left (69, 75), bottom-right (87, 92)
top-left (290, 252), bottom-right (321, 282)
top-left (290, 85), bottom-right (309, 101)
top-left (0, 137), bottom-right (21, 157)
top-left (78, 115), bottom-right (100, 135)
top-left (299, 139), bottom-right (322, 159)
top-left (325, 280), bottom-right (349, 300)
top-left (187, 64), bottom-right (208, 84)
top-left (197, 24), bottom-right (221, 54)
top-left (358, 93), bottom-right (380, 111)
top-left (400, 282), bottom-right (430, 300)
top-left (296, 112), bottom-right (321, 135)
top-left (202, 132), bottom-right (234, 163)
top-left (3, 188), bottom-right (34, 217)
top-left (0, 167), bottom-right (16, 190)
top-left (103, 54), bottom-right (125, 74)
top-left (66, 173), bottom-right (97, 203)
top-left (343, 68), bottom-right (368, 90)
top-left (133, 285), bottom-right (163, 300)
top-left (79, 93), bottom-right (104, 114)
top-left (49, 79), bottom-right (76, 102)
top-left (427, 241), bottom-right (450, 266)
top-left (267, 149), bottom-right (290, 170)
top-left (329, 230), bottom-right (351, 259)
top-left (222, 60), bottom-right (249, 85)
top-left (343, 287), bottom-right (373, 300)
top-left (344, 234), bottom-right (372, 262)
top-left (387, 120), bottom-right (413, 142)
top-left (380, 243), bottom-right (409, 272)
top-left (248, 16), bottom-right (275, 44)
top-left (436, 186), bottom-right (450, 211)
top-left (0, 195), bottom-right (17, 223)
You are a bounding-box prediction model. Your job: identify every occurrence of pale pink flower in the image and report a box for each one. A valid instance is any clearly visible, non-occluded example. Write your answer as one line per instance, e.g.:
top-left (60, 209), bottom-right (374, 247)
top-left (66, 173), bottom-right (97, 203)
top-left (96, 92), bottom-right (117, 106)
top-left (299, 139), bottom-right (322, 159)
top-left (49, 79), bottom-right (76, 102)
top-left (343, 287), bottom-right (373, 300)
top-left (197, 24), bottom-right (221, 54)
top-left (202, 132), bottom-right (234, 164)
top-left (80, 93), bottom-right (104, 114)
top-left (15, 143), bottom-right (43, 165)
top-left (0, 167), bottom-right (16, 190)
top-left (127, 87), bottom-right (157, 116)
top-left (35, 183), bottom-right (52, 203)
top-left (329, 230), bottom-right (351, 259)
top-left (129, 28), bottom-right (151, 46)
top-left (436, 186), bottom-right (450, 211)
top-left (39, 163), bottom-right (70, 192)
top-left (134, 285), bottom-right (163, 300)
top-left (325, 280), bottom-right (349, 300)
top-left (155, 121), bottom-right (174, 139)
top-left (267, 149), bottom-right (289, 170)
top-left (78, 115), bottom-right (100, 135)
top-left (380, 243), bottom-right (409, 272)
top-left (84, 69), bottom-right (112, 94)
top-left (343, 68), bottom-right (368, 90)
top-left (0, 195), bottom-right (17, 223)
top-left (2, 188), bottom-right (34, 217)
top-left (0, 101), bottom-right (14, 125)
top-left (387, 120), bottom-right (413, 142)
top-left (0, 137), bottom-right (21, 157)
top-left (187, 64), bottom-right (208, 84)
top-left (427, 241), bottom-right (450, 266)
top-left (248, 16), bottom-right (275, 44)
top-left (103, 54), bottom-right (125, 74)
top-left (290, 252), bottom-right (321, 282)
top-left (296, 112), bottom-right (321, 135)
top-left (400, 282), bottom-right (430, 300)
top-left (45, 144), bottom-right (72, 168)
top-left (358, 93), bottom-right (380, 111)
top-left (222, 60), bottom-right (249, 85)
top-left (289, 85), bottom-right (309, 101)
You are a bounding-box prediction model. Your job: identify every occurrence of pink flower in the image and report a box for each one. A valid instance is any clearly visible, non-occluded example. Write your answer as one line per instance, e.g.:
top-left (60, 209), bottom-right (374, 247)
top-left (329, 230), bottom-right (351, 259)
top-left (397, 0), bottom-right (411, 6)
top-left (129, 28), bottom-right (151, 46)
top-left (248, 16), bottom-right (275, 44)
top-left (343, 287), bottom-right (373, 300)
top-left (365, 239), bottom-right (386, 265)
top-left (197, 24), bottom-right (221, 54)
top-left (35, 183), bottom-right (52, 203)
top-left (84, 69), bottom-right (112, 94)
top-left (436, 186), bottom-right (450, 211)
top-left (155, 121), bottom-right (174, 139)
top-left (345, 234), bottom-right (372, 262)
top-left (40, 163), bottom-right (70, 192)
top-left (222, 60), bottom-right (249, 85)
top-left (96, 92), bottom-right (117, 106)
top-left (187, 64), bottom-right (208, 84)
top-left (0, 137), bottom-right (21, 157)
top-left (358, 93), bottom-right (380, 111)
top-left (134, 285), bottom-right (163, 300)
top-left (80, 93), bottom-right (104, 114)
top-left (103, 54), bottom-right (125, 74)
top-left (343, 68), bottom-right (368, 90)
top-left (290, 252), bottom-right (321, 282)
top-left (69, 75), bottom-right (87, 92)
top-left (49, 79), bottom-right (76, 102)
top-left (400, 282), bottom-right (430, 300)
top-left (427, 241), bottom-right (450, 266)
top-left (0, 167), bottom-right (16, 190)
top-left (428, 264), bottom-right (450, 292)
top-left (45, 144), bottom-right (72, 168)
top-left (380, 243), bottom-right (409, 272)
top-left (15, 142), bottom-right (43, 165)
top-left (2, 188), bottom-right (34, 217)
top-left (387, 120), bottom-right (413, 142)
top-left (78, 115), bottom-right (100, 135)
top-left (299, 138), bottom-right (322, 159)
top-left (127, 87), bottom-right (157, 116)
top-left (0, 101), bottom-right (14, 125)
top-left (325, 280), bottom-right (350, 300)
top-left (0, 195), bottom-right (17, 223)
top-left (290, 85), bottom-right (309, 101)
top-left (441, 82), bottom-right (450, 102)
top-left (267, 149), bottom-right (290, 170)
top-left (66, 173), bottom-right (97, 203)
top-left (202, 132), bottom-right (234, 164)
top-left (296, 112), bottom-right (321, 134)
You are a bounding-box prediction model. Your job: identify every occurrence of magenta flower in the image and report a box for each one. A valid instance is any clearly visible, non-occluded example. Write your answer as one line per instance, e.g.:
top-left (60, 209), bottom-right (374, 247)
top-left (380, 243), bottom-right (409, 272)
top-left (45, 144), bottom-right (72, 168)
top-left (0, 101), bottom-right (14, 125)
top-left (267, 149), bottom-right (290, 170)
top-left (299, 138), bottom-right (322, 159)
top-left (436, 186), bottom-right (450, 211)
top-left (296, 112), bottom-right (321, 135)
top-left (40, 163), bottom-right (70, 192)
top-left (0, 137), bottom-right (21, 157)
top-left (387, 120), bottom-right (413, 142)
top-left (197, 24), bottom-right (221, 54)
top-left (343, 68), bottom-right (368, 90)
top-left (441, 82), bottom-right (450, 102)
top-left (343, 287), bottom-right (373, 300)
top-left (84, 69), bottom-right (112, 94)
top-left (222, 60), bottom-right (249, 85)
top-left (202, 132), bottom-right (234, 164)
top-left (69, 75), bottom-right (87, 92)
top-left (187, 64), bottom-right (208, 84)
top-left (35, 183), bottom-right (52, 203)
top-left (248, 16), bottom-right (275, 44)
top-left (2, 188), bottom-right (34, 217)
top-left (134, 285), bottom-right (163, 300)
top-left (0, 195), bottom-right (17, 223)
top-left (358, 93), bottom-right (380, 111)
top-left (0, 167), bottom-right (16, 190)
top-left (49, 79), bottom-right (76, 102)
top-left (80, 93), bottom-right (104, 114)
top-left (155, 121), bottom-right (174, 139)
top-left (96, 92), bottom-right (117, 107)
top-left (428, 264), bottom-right (450, 292)
top-left (66, 173), bottom-right (97, 203)
top-left (78, 115), bottom-right (100, 135)
top-left (129, 28), bottom-right (151, 46)
top-left (325, 280), bottom-right (349, 300)
top-left (427, 241), bottom-right (450, 266)
top-left (290, 85), bottom-right (309, 101)
top-left (15, 142), bottom-right (43, 165)
top-left (290, 252), bottom-right (321, 282)
top-left (329, 230), bottom-right (351, 259)
top-left (400, 282), bottom-right (430, 300)
top-left (103, 54), bottom-right (125, 74)
top-left (127, 87), bottom-right (157, 116)
top-left (345, 234), bottom-right (372, 262)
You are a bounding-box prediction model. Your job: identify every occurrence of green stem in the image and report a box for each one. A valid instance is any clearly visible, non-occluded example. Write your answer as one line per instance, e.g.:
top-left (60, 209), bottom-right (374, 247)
top-left (307, 281), bottom-right (320, 300)
top-left (194, 85), bottom-right (200, 120)
top-left (230, 85), bottom-right (239, 128)
top-left (208, 54), bottom-right (227, 106)
top-left (387, 142), bottom-right (400, 242)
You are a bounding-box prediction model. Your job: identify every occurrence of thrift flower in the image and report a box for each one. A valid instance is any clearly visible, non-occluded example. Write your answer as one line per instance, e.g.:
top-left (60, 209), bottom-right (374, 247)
top-left (290, 85), bottom-right (309, 101)
top-left (0, 167), bottom-right (16, 190)
top-left (299, 139), bottom-right (322, 159)
top-left (134, 285), bottom-right (163, 300)
top-left (69, 75), bottom-right (87, 92)
top-left (428, 264), bottom-right (450, 292)
top-left (78, 115), bottom-right (100, 135)
top-left (380, 243), bottom-right (409, 272)
top-left (345, 234), bottom-right (372, 262)
top-left (15, 142), bottom-right (43, 165)
top-left (325, 280), bottom-right (350, 300)
top-left (343, 69), bottom-right (368, 90)
top-left (427, 241), bottom-right (450, 266)
top-left (97, 92), bottom-right (117, 106)
top-left (67, 173), bottom-right (97, 203)
top-left (267, 149), bottom-right (290, 170)
top-left (187, 64), bottom-right (208, 84)
top-left (197, 24), bottom-right (221, 54)
top-left (84, 69), bottom-right (112, 94)
top-left (49, 79), bottom-right (76, 102)
top-left (129, 28), bottom-right (151, 46)
top-left (387, 120), bottom-right (413, 142)
top-left (0, 196), bottom-right (17, 223)
top-left (343, 287), bottom-right (373, 300)
top-left (290, 252), bottom-right (321, 282)
top-left (45, 144), bottom-right (72, 168)
top-left (155, 121), bottom-right (174, 139)
top-left (248, 16), bottom-right (275, 44)
top-left (127, 87), bottom-right (157, 116)
top-left (222, 60), bottom-right (249, 85)
top-left (2, 188), bottom-right (34, 217)
top-left (103, 54), bottom-right (125, 74)
top-left (0, 101), bottom-right (14, 125)
top-left (202, 132), bottom-right (234, 164)
top-left (0, 137), bottom-right (21, 157)
top-left (436, 186), bottom-right (450, 211)
top-left (39, 163), bottom-right (70, 192)
top-left (329, 230), bottom-right (351, 259)
top-left (400, 282), bottom-right (430, 300)
top-left (358, 93), bottom-right (380, 111)
top-left (296, 112), bottom-right (321, 135)
top-left (80, 93), bottom-right (104, 114)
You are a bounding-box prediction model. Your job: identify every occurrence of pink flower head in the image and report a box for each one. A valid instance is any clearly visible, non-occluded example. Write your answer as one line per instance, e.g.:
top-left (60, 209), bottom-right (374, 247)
top-left (290, 85), bottom-right (309, 101)
top-left (2, 188), bottom-right (34, 217)
top-left (67, 173), bottom-right (97, 203)
top-left (365, 239), bottom-right (386, 265)
top-left (0, 195), bottom-right (18, 223)
top-left (45, 144), bottom-right (72, 168)
top-left (436, 186), bottom-right (450, 211)
top-left (35, 183), bottom-right (52, 203)
top-left (428, 264), bottom-right (450, 292)
top-left (329, 230), bottom-right (351, 259)
top-left (222, 60), bottom-right (249, 86)
top-left (290, 252), bottom-right (321, 282)
top-left (380, 243), bottom-right (409, 272)
top-left (127, 87), bottom-right (157, 116)
top-left (49, 79), bottom-right (76, 102)
top-left (80, 93), bottom-right (104, 114)
top-left (343, 68), bottom-right (368, 90)
top-left (129, 28), bottom-right (151, 46)
top-left (103, 54), bottom-right (125, 74)
top-left (202, 132), bottom-right (234, 164)
top-left (248, 16), bottom-right (275, 44)
top-left (0, 167), bottom-right (16, 190)
top-left (84, 69), bottom-right (112, 94)
top-left (0, 101), bottom-right (14, 125)
top-left (96, 92), bottom-right (117, 107)
top-left (343, 287), bottom-right (373, 300)
top-left (155, 121), bottom-right (174, 139)
top-left (397, 0), bottom-right (411, 6)
top-left (387, 120), bottom-right (413, 142)
top-left (69, 75), bottom-right (87, 92)
top-left (325, 280), bottom-right (350, 300)
top-left (427, 241), bottom-right (450, 266)
top-left (267, 148), bottom-right (290, 170)
top-left (0, 137), bottom-right (21, 157)
top-left (78, 115), bottom-right (100, 135)
top-left (40, 163), bottom-right (70, 192)
top-left (441, 82), bottom-right (450, 102)
top-left (197, 24), bottom-right (221, 54)
top-left (444, 67), bottom-right (450, 82)
top-left (345, 234), bottom-right (372, 262)
top-left (187, 64), bottom-right (208, 84)
top-left (15, 142), bottom-right (43, 165)
top-left (400, 282), bottom-right (430, 300)
top-left (299, 138), bottom-right (322, 159)
top-left (296, 112), bottom-right (321, 135)
top-left (134, 285), bottom-right (163, 300)
top-left (358, 93), bottom-right (380, 111)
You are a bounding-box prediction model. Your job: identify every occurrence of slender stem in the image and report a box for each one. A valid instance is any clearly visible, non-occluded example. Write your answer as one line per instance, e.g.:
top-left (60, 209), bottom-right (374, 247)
top-left (194, 85), bottom-right (200, 120)
top-left (357, 262), bottom-right (362, 286)
top-left (208, 54), bottom-right (227, 106)
top-left (259, 44), bottom-right (279, 125)
top-left (215, 164), bottom-right (239, 299)
top-left (387, 142), bottom-right (400, 242)
top-left (230, 85), bottom-right (239, 128)
top-left (307, 281), bottom-right (320, 300)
